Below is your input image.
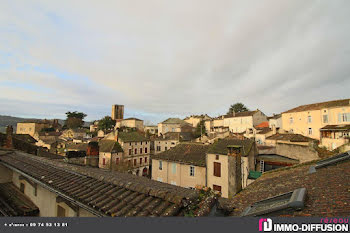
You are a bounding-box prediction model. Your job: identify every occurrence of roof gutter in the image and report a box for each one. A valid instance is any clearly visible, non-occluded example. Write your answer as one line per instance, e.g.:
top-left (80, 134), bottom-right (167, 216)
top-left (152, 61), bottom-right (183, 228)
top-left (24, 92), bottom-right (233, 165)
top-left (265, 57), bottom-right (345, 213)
top-left (0, 161), bottom-right (108, 217)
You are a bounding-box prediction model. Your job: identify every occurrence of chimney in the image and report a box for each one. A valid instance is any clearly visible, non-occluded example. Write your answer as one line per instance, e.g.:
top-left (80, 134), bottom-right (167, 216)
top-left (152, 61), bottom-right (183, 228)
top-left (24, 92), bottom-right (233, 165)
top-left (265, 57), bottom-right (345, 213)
top-left (5, 125), bottom-right (13, 149)
top-left (227, 145), bottom-right (242, 197)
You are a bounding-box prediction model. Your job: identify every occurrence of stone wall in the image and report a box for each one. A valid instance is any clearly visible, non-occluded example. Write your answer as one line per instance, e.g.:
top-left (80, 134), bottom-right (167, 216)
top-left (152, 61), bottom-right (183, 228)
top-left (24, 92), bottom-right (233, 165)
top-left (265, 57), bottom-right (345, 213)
top-left (275, 142), bottom-right (319, 163)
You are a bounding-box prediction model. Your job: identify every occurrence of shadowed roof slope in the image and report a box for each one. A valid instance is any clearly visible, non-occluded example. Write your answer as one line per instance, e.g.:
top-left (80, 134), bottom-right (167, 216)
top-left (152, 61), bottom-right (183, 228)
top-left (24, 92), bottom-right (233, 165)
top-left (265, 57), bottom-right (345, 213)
top-left (99, 140), bottom-right (123, 153)
top-left (207, 138), bottom-right (254, 156)
top-left (152, 143), bottom-right (209, 167)
top-left (118, 131), bottom-right (148, 142)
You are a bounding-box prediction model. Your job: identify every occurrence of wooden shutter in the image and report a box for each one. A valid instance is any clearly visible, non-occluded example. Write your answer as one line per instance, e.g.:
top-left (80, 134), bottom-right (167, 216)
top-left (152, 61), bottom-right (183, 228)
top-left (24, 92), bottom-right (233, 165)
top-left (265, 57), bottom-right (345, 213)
top-left (214, 162), bottom-right (221, 177)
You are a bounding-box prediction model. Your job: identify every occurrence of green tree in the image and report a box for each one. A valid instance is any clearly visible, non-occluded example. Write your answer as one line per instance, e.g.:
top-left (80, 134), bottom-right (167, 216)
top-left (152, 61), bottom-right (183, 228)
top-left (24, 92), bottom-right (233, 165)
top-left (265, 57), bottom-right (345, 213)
top-left (227, 103), bottom-right (249, 114)
top-left (194, 120), bottom-right (206, 138)
top-left (65, 111), bottom-right (87, 129)
top-left (98, 116), bottom-right (116, 131)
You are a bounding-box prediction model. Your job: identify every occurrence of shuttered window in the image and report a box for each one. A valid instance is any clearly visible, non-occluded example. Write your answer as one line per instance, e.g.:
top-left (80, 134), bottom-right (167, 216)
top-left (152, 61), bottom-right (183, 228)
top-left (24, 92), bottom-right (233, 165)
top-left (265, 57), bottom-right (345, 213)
top-left (214, 162), bottom-right (221, 177)
top-left (213, 185), bottom-right (222, 192)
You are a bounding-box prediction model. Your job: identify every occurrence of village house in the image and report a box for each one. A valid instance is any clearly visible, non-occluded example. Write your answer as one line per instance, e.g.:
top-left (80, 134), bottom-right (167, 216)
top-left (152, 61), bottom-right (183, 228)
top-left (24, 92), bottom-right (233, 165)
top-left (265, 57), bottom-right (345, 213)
top-left (151, 143), bottom-right (209, 189)
top-left (154, 132), bottom-right (195, 154)
top-left (157, 118), bottom-right (194, 136)
top-left (105, 131), bottom-right (151, 177)
top-left (219, 151), bottom-right (350, 216)
top-left (16, 121), bottom-right (50, 137)
top-left (144, 125), bottom-right (158, 135)
top-left (223, 110), bottom-right (268, 133)
top-left (206, 138), bottom-right (258, 198)
top-left (98, 139), bottom-right (124, 171)
top-left (281, 98), bottom-right (350, 143)
top-left (320, 124), bottom-right (350, 150)
top-left (115, 118), bottom-right (144, 131)
top-left (60, 128), bottom-right (87, 140)
top-left (244, 121), bottom-right (274, 145)
top-left (268, 114), bottom-right (282, 131)
top-left (0, 148), bottom-right (224, 217)
top-left (184, 114), bottom-right (211, 127)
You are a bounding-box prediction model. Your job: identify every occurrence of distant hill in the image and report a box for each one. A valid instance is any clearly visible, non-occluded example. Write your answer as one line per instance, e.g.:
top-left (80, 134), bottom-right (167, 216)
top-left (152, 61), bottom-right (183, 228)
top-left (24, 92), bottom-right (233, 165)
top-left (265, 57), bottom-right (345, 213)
top-left (0, 115), bottom-right (91, 133)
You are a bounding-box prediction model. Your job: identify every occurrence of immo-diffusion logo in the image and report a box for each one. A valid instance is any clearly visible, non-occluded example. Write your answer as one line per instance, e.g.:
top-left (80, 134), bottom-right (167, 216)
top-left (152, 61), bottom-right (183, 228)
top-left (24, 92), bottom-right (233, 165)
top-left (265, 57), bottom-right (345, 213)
top-left (258, 218), bottom-right (349, 232)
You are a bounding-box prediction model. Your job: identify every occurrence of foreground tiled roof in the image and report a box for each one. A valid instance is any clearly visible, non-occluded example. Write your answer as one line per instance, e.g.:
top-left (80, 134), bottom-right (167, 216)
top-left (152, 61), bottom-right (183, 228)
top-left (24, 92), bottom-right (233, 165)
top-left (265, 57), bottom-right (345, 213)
top-left (155, 132), bottom-right (195, 142)
top-left (256, 127), bottom-right (272, 135)
top-left (283, 98), bottom-right (350, 114)
top-left (118, 131), bottom-right (148, 142)
top-left (207, 138), bottom-right (254, 156)
top-left (0, 182), bottom-right (39, 216)
top-left (266, 133), bottom-right (315, 142)
top-left (220, 154), bottom-right (350, 216)
top-left (0, 149), bottom-right (217, 217)
top-left (151, 143), bottom-right (209, 167)
top-left (13, 134), bottom-right (37, 144)
top-left (99, 140), bottom-right (123, 153)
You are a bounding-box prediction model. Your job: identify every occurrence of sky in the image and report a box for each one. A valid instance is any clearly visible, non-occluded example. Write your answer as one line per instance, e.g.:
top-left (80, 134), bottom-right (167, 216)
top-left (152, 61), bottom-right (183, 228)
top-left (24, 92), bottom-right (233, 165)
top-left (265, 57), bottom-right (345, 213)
top-left (0, 0), bottom-right (349, 124)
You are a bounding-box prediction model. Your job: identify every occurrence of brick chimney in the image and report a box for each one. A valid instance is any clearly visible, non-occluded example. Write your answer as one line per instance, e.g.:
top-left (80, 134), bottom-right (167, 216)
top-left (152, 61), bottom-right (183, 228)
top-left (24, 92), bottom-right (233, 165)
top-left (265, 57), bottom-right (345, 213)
top-left (5, 125), bottom-right (14, 149)
top-left (227, 145), bottom-right (242, 197)
top-left (85, 141), bottom-right (99, 167)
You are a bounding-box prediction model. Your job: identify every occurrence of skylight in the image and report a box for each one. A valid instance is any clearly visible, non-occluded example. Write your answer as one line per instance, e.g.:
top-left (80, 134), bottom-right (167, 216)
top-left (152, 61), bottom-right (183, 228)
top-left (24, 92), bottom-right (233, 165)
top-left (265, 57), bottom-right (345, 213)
top-left (241, 188), bottom-right (307, 216)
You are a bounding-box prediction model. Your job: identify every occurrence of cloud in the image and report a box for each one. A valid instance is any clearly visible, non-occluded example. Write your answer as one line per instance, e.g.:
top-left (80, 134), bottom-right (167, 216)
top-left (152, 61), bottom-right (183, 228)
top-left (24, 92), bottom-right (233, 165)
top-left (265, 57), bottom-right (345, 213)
top-left (0, 0), bottom-right (349, 123)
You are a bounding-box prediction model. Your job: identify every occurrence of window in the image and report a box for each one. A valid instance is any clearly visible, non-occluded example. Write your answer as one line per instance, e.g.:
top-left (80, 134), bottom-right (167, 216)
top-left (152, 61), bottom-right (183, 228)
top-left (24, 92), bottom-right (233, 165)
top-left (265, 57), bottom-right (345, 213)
top-left (134, 159), bottom-right (137, 166)
top-left (339, 113), bottom-right (350, 122)
top-left (134, 148), bottom-right (137, 154)
top-left (156, 146), bottom-right (161, 151)
top-left (172, 163), bottom-right (176, 174)
top-left (308, 128), bottom-right (312, 135)
top-left (57, 205), bottom-right (66, 217)
top-left (140, 148), bottom-right (143, 154)
top-left (213, 162), bottom-right (221, 177)
top-left (141, 142), bottom-right (143, 145)
top-left (129, 142), bottom-right (132, 146)
top-left (146, 141), bottom-right (148, 145)
top-left (190, 166), bottom-right (195, 176)
top-left (102, 158), bottom-right (106, 165)
top-left (129, 149), bottom-right (132, 155)
top-left (159, 161), bottom-right (163, 170)
top-left (213, 185), bottom-right (222, 192)
top-left (215, 155), bottom-right (219, 160)
top-left (145, 148), bottom-right (148, 154)
top-left (20, 183), bottom-right (25, 193)
top-left (323, 115), bottom-right (328, 123)
top-left (140, 158), bottom-right (142, 164)
top-left (135, 142), bottom-right (137, 146)
top-left (145, 157), bottom-right (147, 164)
top-left (307, 115), bottom-right (312, 123)
top-left (289, 117), bottom-right (293, 124)
top-left (116, 157), bottom-right (120, 165)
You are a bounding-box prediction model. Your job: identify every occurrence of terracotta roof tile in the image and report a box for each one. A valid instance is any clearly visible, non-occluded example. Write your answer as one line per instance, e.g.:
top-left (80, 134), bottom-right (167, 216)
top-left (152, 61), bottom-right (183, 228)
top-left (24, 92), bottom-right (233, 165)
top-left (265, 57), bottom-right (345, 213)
top-left (283, 98), bottom-right (350, 114)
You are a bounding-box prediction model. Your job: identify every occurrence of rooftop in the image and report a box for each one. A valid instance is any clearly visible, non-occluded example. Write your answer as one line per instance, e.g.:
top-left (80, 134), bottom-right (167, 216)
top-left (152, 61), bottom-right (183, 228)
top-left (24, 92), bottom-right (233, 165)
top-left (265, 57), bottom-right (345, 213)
top-left (207, 138), bottom-right (254, 156)
top-left (219, 152), bottom-right (350, 216)
top-left (161, 118), bottom-right (190, 125)
top-left (118, 131), bottom-right (148, 142)
top-left (283, 98), bottom-right (350, 114)
top-left (151, 143), bottom-right (209, 167)
top-left (320, 124), bottom-right (350, 131)
top-left (0, 149), bottom-right (218, 217)
top-left (224, 110), bottom-right (258, 118)
top-left (256, 122), bottom-right (269, 128)
top-left (266, 133), bottom-right (315, 142)
top-left (123, 118), bottom-right (143, 121)
top-left (99, 140), bottom-right (123, 153)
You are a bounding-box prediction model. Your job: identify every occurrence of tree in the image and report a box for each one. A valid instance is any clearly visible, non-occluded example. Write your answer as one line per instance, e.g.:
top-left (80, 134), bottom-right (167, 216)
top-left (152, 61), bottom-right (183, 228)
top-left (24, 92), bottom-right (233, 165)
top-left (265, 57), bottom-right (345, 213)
top-left (65, 111), bottom-right (87, 129)
top-left (98, 116), bottom-right (116, 131)
top-left (193, 120), bottom-right (206, 138)
top-left (227, 103), bottom-right (249, 114)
